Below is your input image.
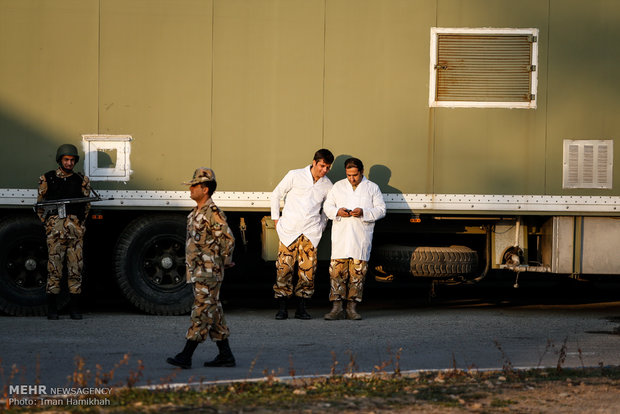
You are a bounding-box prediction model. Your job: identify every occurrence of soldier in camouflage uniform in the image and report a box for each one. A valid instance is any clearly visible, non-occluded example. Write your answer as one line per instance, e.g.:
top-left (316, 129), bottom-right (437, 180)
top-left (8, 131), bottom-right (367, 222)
top-left (270, 149), bottom-right (334, 320)
top-left (167, 167), bottom-right (236, 369)
top-left (323, 157), bottom-right (385, 320)
top-left (37, 144), bottom-right (91, 320)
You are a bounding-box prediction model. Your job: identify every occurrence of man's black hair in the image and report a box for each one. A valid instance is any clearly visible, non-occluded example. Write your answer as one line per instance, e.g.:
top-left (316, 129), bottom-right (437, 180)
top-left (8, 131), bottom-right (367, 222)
top-left (344, 157), bottom-right (364, 173)
top-left (313, 148), bottom-right (334, 165)
top-left (199, 180), bottom-right (217, 196)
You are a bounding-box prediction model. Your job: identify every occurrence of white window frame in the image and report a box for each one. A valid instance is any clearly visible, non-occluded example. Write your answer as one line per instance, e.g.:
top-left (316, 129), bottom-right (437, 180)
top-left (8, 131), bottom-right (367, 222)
top-left (429, 27), bottom-right (539, 109)
top-left (82, 135), bottom-right (133, 181)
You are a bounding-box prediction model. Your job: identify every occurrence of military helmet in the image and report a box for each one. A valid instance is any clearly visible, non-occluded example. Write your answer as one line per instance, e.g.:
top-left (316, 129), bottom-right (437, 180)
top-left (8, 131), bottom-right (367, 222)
top-left (55, 144), bottom-right (80, 164)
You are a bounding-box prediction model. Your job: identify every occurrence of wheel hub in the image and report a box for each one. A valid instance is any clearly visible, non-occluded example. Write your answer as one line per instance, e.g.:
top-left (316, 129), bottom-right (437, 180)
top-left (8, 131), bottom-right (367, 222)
top-left (24, 258), bottom-right (37, 271)
top-left (160, 256), bottom-right (174, 270)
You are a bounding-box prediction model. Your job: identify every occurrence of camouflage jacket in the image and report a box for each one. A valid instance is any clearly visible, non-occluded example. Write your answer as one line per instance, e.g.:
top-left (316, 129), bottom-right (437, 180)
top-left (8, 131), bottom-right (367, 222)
top-left (186, 199), bottom-right (235, 283)
top-left (37, 168), bottom-right (91, 239)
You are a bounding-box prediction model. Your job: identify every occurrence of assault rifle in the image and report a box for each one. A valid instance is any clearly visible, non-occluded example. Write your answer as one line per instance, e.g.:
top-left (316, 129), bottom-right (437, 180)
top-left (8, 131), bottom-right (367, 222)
top-left (34, 190), bottom-right (113, 219)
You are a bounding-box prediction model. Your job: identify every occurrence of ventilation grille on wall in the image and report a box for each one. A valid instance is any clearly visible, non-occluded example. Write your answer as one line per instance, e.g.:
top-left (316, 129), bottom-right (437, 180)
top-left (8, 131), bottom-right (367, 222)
top-left (429, 28), bottom-right (538, 108)
top-left (563, 140), bottom-right (613, 189)
top-left (436, 34), bottom-right (534, 102)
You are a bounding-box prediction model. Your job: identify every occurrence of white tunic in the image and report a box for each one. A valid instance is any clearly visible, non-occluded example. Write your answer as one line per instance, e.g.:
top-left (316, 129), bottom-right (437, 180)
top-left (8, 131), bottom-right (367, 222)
top-left (271, 165), bottom-right (333, 248)
top-left (324, 177), bottom-right (386, 261)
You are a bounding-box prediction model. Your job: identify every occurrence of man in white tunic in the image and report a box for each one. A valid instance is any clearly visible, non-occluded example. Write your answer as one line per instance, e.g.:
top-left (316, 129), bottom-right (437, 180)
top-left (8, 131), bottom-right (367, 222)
top-left (271, 149), bottom-right (334, 320)
top-left (323, 157), bottom-right (386, 320)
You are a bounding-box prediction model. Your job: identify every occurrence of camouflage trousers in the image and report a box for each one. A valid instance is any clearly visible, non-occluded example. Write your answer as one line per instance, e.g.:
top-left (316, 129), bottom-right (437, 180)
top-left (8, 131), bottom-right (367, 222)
top-left (186, 279), bottom-right (230, 343)
top-left (328, 258), bottom-right (368, 303)
top-left (273, 235), bottom-right (317, 299)
top-left (46, 235), bottom-right (83, 295)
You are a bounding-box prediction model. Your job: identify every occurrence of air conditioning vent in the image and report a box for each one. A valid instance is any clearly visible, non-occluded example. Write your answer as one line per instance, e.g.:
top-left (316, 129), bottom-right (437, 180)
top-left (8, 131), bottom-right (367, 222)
top-left (563, 140), bottom-right (613, 189)
top-left (429, 28), bottom-right (538, 109)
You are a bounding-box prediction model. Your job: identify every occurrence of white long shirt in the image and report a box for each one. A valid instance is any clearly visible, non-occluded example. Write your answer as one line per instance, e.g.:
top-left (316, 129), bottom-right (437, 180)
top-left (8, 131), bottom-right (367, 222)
top-left (324, 177), bottom-right (386, 261)
top-left (271, 165), bottom-right (333, 248)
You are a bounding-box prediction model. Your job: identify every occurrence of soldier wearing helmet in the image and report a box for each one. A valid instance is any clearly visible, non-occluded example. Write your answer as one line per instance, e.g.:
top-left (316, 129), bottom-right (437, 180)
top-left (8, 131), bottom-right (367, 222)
top-left (37, 143), bottom-right (91, 320)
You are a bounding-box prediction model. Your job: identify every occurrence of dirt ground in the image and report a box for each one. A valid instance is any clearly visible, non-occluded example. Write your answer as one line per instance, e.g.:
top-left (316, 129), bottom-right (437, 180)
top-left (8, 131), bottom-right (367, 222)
top-left (228, 373), bottom-right (620, 414)
top-left (375, 377), bottom-right (620, 413)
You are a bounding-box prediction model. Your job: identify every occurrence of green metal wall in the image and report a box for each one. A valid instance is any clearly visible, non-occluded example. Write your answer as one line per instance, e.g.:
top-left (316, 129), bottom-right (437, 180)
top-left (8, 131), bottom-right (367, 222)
top-left (99, 0), bottom-right (213, 189)
top-left (545, 0), bottom-right (620, 195)
top-left (0, 0), bottom-right (99, 184)
top-left (323, 0), bottom-right (434, 194)
top-left (212, 0), bottom-right (325, 191)
top-left (0, 0), bottom-right (618, 197)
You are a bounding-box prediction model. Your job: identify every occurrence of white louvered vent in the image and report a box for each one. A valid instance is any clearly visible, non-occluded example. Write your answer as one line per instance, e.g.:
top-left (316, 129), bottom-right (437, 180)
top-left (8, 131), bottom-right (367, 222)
top-left (563, 140), bottom-right (613, 189)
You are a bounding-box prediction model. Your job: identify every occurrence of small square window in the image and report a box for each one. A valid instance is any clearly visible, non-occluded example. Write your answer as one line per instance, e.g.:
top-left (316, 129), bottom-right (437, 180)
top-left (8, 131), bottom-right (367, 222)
top-left (82, 135), bottom-right (133, 181)
top-left (429, 27), bottom-right (539, 109)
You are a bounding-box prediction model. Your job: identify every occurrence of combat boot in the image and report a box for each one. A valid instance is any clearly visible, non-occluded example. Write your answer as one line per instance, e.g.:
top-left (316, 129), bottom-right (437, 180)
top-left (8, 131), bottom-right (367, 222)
top-left (46, 294), bottom-right (59, 320)
top-left (275, 297), bottom-right (288, 320)
top-left (324, 300), bottom-right (345, 320)
top-left (69, 294), bottom-right (82, 320)
top-left (346, 301), bottom-right (362, 320)
top-left (294, 297), bottom-right (312, 320)
top-left (166, 339), bottom-right (199, 369)
top-left (204, 338), bottom-right (236, 367)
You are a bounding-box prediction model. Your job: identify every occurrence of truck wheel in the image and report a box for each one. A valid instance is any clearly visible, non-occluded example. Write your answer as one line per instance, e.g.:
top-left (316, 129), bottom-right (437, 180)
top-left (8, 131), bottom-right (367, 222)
top-left (374, 245), bottom-right (478, 278)
top-left (0, 216), bottom-right (49, 315)
top-left (114, 215), bottom-right (192, 315)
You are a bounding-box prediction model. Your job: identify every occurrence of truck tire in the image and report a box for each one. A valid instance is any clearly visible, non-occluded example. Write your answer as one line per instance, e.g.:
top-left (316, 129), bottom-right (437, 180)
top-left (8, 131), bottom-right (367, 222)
top-left (0, 216), bottom-right (50, 315)
top-left (114, 215), bottom-right (192, 315)
top-left (374, 245), bottom-right (478, 279)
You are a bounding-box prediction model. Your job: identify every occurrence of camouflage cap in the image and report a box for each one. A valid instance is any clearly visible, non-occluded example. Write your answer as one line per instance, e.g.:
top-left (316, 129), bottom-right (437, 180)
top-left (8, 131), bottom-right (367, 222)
top-left (183, 167), bottom-right (216, 185)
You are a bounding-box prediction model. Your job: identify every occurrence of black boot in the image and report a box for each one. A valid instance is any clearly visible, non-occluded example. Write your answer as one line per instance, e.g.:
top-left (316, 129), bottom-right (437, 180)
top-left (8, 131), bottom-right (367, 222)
top-left (47, 294), bottom-right (59, 320)
top-left (294, 297), bottom-right (312, 320)
top-left (69, 294), bottom-right (82, 320)
top-left (166, 340), bottom-right (199, 369)
top-left (204, 338), bottom-right (236, 367)
top-left (275, 297), bottom-right (288, 320)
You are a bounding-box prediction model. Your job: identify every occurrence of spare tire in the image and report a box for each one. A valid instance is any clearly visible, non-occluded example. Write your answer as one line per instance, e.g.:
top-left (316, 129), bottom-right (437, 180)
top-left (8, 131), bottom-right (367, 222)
top-left (374, 245), bottom-right (478, 279)
top-left (114, 215), bottom-right (192, 315)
